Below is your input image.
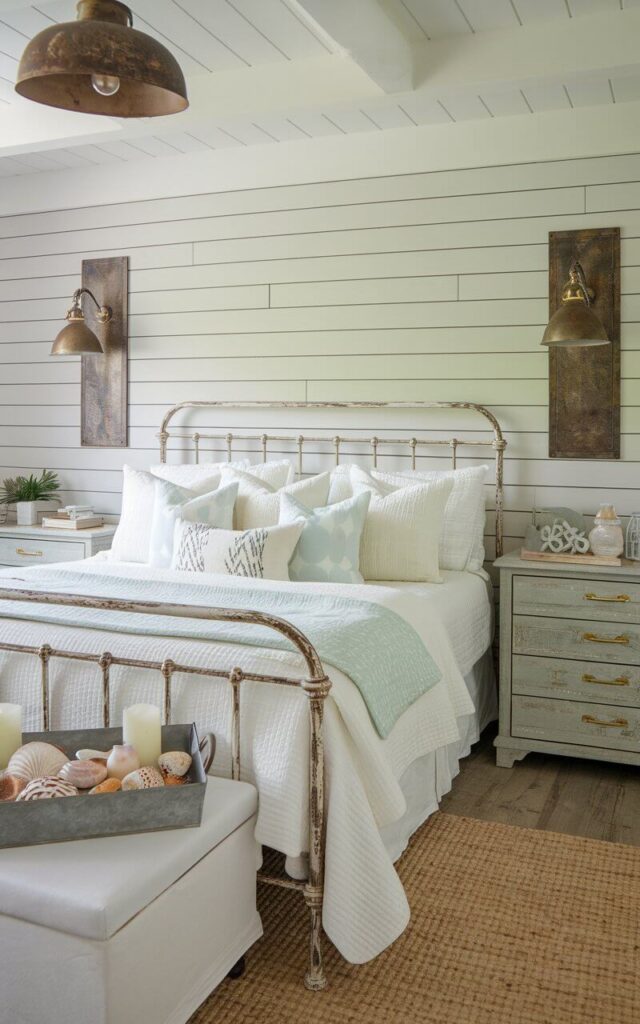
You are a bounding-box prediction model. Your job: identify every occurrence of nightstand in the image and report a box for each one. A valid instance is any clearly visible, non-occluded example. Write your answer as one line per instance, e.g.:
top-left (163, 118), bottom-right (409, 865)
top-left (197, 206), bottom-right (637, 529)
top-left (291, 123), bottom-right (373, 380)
top-left (0, 524), bottom-right (116, 567)
top-left (494, 553), bottom-right (640, 769)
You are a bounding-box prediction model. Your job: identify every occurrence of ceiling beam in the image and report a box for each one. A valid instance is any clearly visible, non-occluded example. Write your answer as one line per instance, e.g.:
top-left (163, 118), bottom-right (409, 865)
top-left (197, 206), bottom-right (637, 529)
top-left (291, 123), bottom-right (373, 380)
top-left (285, 0), bottom-right (415, 93)
top-left (412, 6), bottom-right (640, 95)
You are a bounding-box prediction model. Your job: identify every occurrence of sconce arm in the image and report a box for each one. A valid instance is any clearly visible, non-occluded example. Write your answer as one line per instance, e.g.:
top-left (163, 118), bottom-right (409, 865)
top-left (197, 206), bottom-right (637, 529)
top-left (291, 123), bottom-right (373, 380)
top-left (72, 287), bottom-right (112, 323)
top-left (570, 261), bottom-right (593, 306)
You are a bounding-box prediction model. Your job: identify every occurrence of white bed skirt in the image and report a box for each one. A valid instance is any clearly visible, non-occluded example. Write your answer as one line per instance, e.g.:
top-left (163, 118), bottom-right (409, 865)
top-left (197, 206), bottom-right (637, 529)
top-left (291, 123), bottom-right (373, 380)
top-left (381, 648), bottom-right (497, 862)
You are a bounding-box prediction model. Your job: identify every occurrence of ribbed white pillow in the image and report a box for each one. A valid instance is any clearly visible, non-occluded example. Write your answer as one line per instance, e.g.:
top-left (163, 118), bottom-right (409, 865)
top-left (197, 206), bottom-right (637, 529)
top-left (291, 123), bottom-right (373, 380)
top-left (372, 465), bottom-right (488, 572)
top-left (351, 467), bottom-right (453, 582)
top-left (220, 467), bottom-right (330, 530)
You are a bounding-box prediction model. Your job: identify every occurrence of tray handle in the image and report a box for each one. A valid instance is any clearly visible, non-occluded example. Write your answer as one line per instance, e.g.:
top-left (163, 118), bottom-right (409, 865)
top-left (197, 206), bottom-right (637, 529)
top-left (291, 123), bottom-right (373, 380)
top-left (199, 732), bottom-right (216, 774)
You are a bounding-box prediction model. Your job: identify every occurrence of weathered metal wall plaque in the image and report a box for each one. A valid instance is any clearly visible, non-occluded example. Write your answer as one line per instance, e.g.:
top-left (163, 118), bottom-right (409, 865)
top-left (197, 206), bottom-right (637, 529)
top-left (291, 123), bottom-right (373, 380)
top-left (81, 255), bottom-right (129, 447)
top-left (548, 227), bottom-right (620, 459)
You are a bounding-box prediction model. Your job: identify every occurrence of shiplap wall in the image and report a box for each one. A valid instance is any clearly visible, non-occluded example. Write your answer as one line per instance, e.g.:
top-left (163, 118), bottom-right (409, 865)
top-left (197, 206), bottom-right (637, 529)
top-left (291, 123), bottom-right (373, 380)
top-left (3, 148), bottom-right (640, 567)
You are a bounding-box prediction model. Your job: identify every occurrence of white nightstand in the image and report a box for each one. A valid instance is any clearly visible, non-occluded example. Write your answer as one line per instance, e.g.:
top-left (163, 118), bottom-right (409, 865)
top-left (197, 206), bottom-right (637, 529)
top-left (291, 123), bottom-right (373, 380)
top-left (494, 553), bottom-right (640, 770)
top-left (0, 523), bottom-right (116, 567)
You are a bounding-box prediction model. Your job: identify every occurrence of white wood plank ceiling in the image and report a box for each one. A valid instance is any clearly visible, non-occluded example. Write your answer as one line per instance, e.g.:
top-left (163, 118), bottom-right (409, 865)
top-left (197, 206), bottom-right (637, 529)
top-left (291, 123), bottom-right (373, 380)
top-left (0, 0), bottom-right (638, 177)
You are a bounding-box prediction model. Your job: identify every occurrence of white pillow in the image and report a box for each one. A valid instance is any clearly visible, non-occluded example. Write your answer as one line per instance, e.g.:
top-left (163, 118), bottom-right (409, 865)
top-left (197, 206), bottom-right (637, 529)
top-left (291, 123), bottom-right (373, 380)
top-left (351, 467), bottom-right (453, 582)
top-left (150, 460), bottom-right (250, 490)
top-left (112, 461), bottom-right (295, 564)
top-left (148, 478), bottom-right (238, 569)
top-left (172, 520), bottom-right (303, 580)
top-left (372, 465), bottom-right (488, 572)
top-left (220, 467), bottom-right (330, 530)
top-left (111, 465), bottom-right (222, 564)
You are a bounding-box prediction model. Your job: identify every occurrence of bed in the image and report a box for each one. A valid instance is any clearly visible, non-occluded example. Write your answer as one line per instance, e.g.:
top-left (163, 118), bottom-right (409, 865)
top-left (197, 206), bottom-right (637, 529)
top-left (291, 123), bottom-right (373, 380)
top-left (0, 400), bottom-right (505, 990)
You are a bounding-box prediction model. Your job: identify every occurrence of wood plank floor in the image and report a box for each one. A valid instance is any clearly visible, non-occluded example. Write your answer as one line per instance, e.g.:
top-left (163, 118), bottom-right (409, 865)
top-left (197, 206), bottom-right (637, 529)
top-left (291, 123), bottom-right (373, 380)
top-left (441, 724), bottom-right (640, 846)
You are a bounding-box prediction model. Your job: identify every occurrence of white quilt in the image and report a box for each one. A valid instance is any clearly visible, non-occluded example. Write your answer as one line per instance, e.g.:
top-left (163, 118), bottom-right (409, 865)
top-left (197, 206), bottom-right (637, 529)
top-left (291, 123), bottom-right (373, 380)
top-left (0, 557), bottom-right (480, 963)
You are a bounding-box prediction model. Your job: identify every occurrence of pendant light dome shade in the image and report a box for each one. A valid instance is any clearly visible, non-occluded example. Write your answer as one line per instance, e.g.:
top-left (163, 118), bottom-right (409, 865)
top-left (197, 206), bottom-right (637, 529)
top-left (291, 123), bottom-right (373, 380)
top-left (15, 1), bottom-right (188, 118)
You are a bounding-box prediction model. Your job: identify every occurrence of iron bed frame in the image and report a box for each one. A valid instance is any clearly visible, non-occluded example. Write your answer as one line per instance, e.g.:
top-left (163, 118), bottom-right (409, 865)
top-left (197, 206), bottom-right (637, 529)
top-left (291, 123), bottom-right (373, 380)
top-left (0, 401), bottom-right (506, 991)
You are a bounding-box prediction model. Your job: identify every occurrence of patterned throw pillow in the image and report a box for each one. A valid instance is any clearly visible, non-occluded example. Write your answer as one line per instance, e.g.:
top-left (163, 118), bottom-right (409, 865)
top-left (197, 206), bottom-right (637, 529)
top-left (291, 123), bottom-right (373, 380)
top-left (148, 478), bottom-right (239, 569)
top-left (172, 520), bottom-right (303, 580)
top-left (279, 491), bottom-right (371, 583)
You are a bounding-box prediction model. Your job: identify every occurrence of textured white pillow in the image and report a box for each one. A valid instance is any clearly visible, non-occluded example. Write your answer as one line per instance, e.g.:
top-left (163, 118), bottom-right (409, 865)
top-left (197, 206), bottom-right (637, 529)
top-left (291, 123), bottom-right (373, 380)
top-left (172, 520), bottom-right (303, 580)
top-left (220, 467), bottom-right (330, 530)
top-left (372, 465), bottom-right (488, 572)
top-left (150, 458), bottom-right (293, 490)
top-left (111, 465), bottom-right (224, 564)
top-left (351, 467), bottom-right (453, 582)
top-left (150, 460), bottom-right (250, 490)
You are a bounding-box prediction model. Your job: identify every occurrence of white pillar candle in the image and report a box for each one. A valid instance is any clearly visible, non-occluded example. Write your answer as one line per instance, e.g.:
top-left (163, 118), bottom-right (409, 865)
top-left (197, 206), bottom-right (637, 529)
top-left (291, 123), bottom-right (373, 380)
top-left (0, 704), bottom-right (22, 770)
top-left (122, 704), bottom-right (162, 767)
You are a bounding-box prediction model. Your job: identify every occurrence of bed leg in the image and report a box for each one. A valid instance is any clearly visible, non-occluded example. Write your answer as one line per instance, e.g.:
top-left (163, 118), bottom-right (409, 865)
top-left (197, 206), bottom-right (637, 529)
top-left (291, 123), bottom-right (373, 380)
top-left (304, 892), bottom-right (326, 991)
top-left (303, 675), bottom-right (330, 991)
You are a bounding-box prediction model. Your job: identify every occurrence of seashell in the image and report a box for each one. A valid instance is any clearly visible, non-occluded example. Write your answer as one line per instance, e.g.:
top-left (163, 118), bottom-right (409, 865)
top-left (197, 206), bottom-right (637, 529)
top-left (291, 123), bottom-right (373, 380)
top-left (158, 751), bottom-right (192, 779)
top-left (16, 776), bottom-right (78, 801)
top-left (59, 758), bottom-right (107, 789)
top-left (121, 766), bottom-right (164, 791)
top-left (163, 774), bottom-right (187, 787)
top-left (89, 777), bottom-right (122, 795)
top-left (107, 744), bottom-right (140, 781)
top-left (8, 742), bottom-right (68, 783)
top-left (0, 771), bottom-right (26, 802)
top-left (76, 748), bottom-right (111, 762)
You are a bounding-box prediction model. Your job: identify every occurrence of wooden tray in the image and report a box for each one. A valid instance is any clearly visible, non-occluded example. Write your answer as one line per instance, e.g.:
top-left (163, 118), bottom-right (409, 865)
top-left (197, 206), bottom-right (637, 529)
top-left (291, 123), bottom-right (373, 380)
top-left (520, 548), bottom-right (622, 567)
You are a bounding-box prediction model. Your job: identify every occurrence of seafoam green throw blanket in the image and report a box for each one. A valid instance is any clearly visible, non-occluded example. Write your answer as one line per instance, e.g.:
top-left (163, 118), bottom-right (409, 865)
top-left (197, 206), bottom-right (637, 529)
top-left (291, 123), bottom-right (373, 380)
top-left (0, 567), bottom-right (442, 738)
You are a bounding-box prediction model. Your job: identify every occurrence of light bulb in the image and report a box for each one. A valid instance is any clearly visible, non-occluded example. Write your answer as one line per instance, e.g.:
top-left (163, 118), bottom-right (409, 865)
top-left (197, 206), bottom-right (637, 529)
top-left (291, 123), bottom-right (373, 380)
top-left (91, 73), bottom-right (120, 97)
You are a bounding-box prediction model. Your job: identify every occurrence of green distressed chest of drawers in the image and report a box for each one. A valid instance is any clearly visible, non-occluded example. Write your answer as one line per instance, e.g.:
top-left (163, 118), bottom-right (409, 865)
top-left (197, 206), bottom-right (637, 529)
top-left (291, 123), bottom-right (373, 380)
top-left (494, 553), bottom-right (640, 768)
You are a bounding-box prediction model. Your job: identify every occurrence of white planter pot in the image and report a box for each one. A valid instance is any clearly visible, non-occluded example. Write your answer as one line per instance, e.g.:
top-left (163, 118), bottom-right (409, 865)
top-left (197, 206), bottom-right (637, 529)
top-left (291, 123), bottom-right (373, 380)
top-left (16, 502), bottom-right (38, 526)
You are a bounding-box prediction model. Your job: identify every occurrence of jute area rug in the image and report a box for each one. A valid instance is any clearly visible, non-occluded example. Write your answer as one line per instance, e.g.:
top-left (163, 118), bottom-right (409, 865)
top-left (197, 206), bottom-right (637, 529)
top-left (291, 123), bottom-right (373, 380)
top-left (190, 812), bottom-right (640, 1024)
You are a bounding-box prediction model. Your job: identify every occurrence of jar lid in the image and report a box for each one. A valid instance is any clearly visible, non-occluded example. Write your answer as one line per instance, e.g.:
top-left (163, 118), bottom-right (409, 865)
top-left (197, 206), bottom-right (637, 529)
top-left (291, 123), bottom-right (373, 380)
top-left (595, 503), bottom-right (619, 521)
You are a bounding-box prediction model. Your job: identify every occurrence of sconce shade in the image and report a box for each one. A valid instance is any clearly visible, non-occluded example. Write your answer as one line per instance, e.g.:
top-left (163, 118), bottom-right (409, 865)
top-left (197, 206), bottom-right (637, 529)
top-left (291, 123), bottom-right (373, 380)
top-left (52, 320), bottom-right (104, 356)
top-left (51, 287), bottom-right (110, 355)
top-left (541, 259), bottom-right (610, 348)
top-left (15, 0), bottom-right (188, 118)
top-left (541, 302), bottom-right (610, 348)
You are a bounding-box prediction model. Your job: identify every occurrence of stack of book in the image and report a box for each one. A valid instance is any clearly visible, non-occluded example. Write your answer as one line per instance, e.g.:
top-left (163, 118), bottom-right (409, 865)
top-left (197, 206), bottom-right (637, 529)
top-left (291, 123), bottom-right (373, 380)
top-left (42, 506), bottom-right (104, 530)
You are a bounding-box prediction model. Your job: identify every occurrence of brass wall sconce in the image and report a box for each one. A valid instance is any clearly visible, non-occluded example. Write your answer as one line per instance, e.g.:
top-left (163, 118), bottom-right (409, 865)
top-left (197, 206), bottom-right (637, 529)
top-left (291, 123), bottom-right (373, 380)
top-left (547, 228), bottom-right (620, 460)
top-left (51, 288), bottom-right (112, 356)
top-left (15, 0), bottom-right (188, 118)
top-left (50, 257), bottom-right (129, 449)
top-left (541, 260), bottom-right (609, 348)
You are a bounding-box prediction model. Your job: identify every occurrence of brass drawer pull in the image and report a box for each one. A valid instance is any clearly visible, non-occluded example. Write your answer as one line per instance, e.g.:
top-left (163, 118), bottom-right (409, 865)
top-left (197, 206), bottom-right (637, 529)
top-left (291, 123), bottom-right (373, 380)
top-left (582, 631), bottom-right (630, 645)
top-left (16, 547), bottom-right (43, 558)
top-left (581, 714), bottom-right (629, 728)
top-left (582, 673), bottom-right (630, 687)
top-left (584, 592), bottom-right (631, 603)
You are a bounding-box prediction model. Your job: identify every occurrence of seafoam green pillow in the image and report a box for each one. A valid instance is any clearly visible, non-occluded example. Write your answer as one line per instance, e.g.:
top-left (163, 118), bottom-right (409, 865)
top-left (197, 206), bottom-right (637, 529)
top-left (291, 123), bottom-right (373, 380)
top-left (279, 490), bottom-right (371, 584)
top-left (149, 478), bottom-right (239, 568)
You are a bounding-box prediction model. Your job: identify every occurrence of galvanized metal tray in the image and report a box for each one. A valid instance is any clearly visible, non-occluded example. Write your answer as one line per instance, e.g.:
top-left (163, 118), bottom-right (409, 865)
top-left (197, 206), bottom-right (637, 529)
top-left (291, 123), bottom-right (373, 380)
top-left (0, 723), bottom-right (215, 850)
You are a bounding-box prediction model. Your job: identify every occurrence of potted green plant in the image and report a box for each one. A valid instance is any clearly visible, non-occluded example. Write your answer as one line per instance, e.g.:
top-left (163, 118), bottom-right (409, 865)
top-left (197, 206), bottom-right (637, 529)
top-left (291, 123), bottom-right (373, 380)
top-left (0, 471), bottom-right (61, 526)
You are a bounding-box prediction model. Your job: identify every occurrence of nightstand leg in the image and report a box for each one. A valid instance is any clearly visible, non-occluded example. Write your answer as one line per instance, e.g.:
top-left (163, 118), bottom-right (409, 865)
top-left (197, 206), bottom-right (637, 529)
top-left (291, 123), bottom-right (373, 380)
top-left (495, 746), bottom-right (530, 769)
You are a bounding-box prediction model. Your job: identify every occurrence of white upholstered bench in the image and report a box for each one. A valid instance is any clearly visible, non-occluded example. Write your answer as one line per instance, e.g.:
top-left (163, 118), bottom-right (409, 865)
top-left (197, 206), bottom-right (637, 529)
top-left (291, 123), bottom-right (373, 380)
top-left (0, 776), bottom-right (262, 1024)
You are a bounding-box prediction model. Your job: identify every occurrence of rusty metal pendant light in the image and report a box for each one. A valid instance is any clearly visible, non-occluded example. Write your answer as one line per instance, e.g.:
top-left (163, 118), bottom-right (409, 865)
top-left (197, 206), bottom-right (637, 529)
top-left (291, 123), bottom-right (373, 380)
top-left (15, 0), bottom-right (188, 118)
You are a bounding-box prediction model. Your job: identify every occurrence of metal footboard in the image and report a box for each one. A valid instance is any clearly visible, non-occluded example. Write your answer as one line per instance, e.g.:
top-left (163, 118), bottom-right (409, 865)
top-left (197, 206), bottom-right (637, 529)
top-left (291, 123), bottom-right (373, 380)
top-left (0, 586), bottom-right (331, 991)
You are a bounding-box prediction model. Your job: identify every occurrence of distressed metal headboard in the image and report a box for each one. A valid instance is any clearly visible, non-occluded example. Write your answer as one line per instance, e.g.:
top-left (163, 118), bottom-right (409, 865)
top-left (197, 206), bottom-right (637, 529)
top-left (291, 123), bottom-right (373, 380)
top-left (158, 401), bottom-right (507, 559)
